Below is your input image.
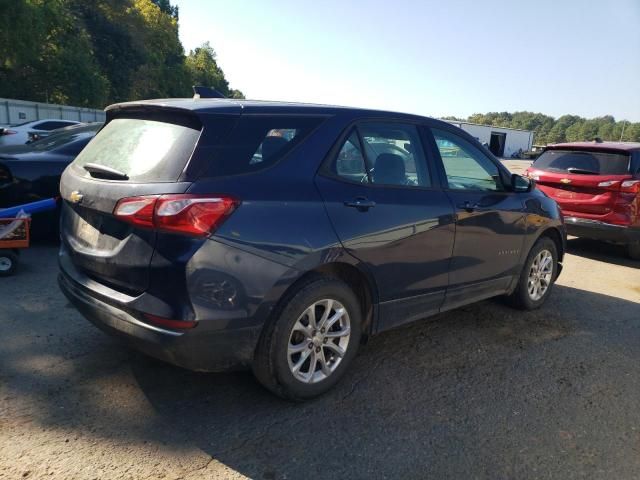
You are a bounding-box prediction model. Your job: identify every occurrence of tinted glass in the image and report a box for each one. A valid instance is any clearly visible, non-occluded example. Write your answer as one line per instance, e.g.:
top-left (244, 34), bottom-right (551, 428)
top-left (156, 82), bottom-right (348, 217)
top-left (30, 124), bottom-right (100, 152)
top-left (202, 116), bottom-right (324, 177)
top-left (533, 150), bottom-right (630, 175)
top-left (359, 122), bottom-right (430, 187)
top-left (432, 128), bottom-right (502, 191)
top-left (333, 131), bottom-right (369, 183)
top-left (72, 118), bottom-right (200, 182)
top-left (35, 121), bottom-right (76, 131)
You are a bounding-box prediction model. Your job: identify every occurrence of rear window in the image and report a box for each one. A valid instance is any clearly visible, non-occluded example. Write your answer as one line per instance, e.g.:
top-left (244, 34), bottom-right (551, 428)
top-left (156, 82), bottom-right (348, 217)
top-left (533, 150), bottom-right (631, 175)
top-left (72, 117), bottom-right (200, 182)
top-left (31, 125), bottom-right (100, 152)
top-left (201, 116), bottom-right (324, 177)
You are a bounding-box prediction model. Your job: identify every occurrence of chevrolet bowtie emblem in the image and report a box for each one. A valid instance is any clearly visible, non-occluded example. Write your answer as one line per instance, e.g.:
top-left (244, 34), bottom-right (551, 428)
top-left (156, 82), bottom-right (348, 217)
top-left (560, 178), bottom-right (571, 184)
top-left (69, 191), bottom-right (84, 204)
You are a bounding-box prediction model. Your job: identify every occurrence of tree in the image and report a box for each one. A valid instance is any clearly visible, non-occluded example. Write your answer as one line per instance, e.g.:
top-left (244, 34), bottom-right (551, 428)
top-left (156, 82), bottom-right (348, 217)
top-left (185, 42), bottom-right (245, 98)
top-left (0, 0), bottom-right (244, 107)
top-left (457, 112), bottom-right (640, 144)
top-left (128, 0), bottom-right (191, 99)
top-left (151, 0), bottom-right (178, 18)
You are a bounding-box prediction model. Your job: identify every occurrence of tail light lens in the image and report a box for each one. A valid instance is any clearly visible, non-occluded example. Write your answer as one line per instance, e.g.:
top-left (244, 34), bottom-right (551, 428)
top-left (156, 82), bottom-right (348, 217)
top-left (113, 194), bottom-right (239, 237)
top-left (114, 196), bottom-right (157, 228)
top-left (597, 180), bottom-right (619, 190)
top-left (0, 129), bottom-right (17, 136)
top-left (621, 180), bottom-right (640, 194)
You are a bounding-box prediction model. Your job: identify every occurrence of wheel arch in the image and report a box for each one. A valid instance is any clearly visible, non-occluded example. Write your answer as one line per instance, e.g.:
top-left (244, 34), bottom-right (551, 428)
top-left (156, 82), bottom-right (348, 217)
top-left (265, 260), bottom-right (378, 339)
top-left (536, 226), bottom-right (565, 263)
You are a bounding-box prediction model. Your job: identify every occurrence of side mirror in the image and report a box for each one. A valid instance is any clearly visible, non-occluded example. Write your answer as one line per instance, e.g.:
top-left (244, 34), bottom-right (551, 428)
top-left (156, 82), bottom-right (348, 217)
top-left (511, 173), bottom-right (533, 192)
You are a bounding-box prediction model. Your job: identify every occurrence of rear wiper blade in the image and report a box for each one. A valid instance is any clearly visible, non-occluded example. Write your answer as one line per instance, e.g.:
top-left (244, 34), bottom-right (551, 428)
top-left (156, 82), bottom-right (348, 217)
top-left (566, 167), bottom-right (599, 175)
top-left (83, 163), bottom-right (129, 180)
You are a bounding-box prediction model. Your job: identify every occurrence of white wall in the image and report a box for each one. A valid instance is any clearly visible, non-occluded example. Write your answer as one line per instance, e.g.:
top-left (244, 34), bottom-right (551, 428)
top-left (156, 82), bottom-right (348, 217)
top-left (0, 98), bottom-right (106, 126)
top-left (448, 122), bottom-right (533, 158)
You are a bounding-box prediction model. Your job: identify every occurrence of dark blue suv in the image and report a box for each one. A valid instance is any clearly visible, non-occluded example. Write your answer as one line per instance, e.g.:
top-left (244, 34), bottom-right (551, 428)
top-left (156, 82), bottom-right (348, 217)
top-left (59, 99), bottom-right (565, 399)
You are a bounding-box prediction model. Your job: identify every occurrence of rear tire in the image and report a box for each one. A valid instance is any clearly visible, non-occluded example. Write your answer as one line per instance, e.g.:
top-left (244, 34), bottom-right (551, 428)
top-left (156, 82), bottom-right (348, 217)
top-left (506, 237), bottom-right (558, 310)
top-left (628, 242), bottom-right (640, 261)
top-left (0, 250), bottom-right (18, 277)
top-left (252, 275), bottom-right (362, 401)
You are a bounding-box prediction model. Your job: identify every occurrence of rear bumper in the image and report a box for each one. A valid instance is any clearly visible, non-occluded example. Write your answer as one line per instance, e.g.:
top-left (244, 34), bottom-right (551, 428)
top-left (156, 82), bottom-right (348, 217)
top-left (59, 269), bottom-right (262, 372)
top-left (565, 216), bottom-right (640, 244)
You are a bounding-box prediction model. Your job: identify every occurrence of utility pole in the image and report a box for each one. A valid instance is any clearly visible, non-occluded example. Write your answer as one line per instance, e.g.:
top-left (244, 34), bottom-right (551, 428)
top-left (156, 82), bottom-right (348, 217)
top-left (619, 121), bottom-right (626, 141)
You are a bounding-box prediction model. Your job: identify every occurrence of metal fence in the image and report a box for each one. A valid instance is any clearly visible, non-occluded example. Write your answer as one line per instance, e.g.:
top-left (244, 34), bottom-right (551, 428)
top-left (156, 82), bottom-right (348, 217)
top-left (0, 98), bottom-right (106, 125)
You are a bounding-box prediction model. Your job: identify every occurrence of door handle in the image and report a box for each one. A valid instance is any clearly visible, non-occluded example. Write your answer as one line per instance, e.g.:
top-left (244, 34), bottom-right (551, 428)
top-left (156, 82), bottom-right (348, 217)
top-left (457, 201), bottom-right (479, 212)
top-left (344, 197), bottom-right (376, 211)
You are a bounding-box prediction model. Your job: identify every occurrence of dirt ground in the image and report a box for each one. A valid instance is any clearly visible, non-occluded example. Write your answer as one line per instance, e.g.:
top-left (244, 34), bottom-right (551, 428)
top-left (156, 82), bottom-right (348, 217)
top-left (1, 160), bottom-right (639, 479)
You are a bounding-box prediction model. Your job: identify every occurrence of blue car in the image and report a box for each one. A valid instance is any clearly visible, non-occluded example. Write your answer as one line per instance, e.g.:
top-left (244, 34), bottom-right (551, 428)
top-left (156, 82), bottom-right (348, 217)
top-left (0, 123), bottom-right (101, 238)
top-left (58, 99), bottom-right (565, 399)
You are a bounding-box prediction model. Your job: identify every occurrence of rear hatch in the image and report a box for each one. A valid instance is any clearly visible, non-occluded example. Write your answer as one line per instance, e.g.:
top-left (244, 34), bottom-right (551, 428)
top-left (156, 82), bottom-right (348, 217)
top-left (59, 108), bottom-right (211, 295)
top-left (528, 148), bottom-right (633, 218)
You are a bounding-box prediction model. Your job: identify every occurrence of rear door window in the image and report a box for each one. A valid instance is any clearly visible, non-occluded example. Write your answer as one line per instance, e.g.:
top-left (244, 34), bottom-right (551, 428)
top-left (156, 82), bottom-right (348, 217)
top-left (72, 117), bottom-right (201, 182)
top-left (358, 122), bottom-right (431, 187)
top-left (533, 150), bottom-right (631, 175)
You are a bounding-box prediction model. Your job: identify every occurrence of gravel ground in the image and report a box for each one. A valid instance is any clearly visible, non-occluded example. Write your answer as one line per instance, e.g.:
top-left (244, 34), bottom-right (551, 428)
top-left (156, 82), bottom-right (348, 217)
top-left (1, 172), bottom-right (639, 479)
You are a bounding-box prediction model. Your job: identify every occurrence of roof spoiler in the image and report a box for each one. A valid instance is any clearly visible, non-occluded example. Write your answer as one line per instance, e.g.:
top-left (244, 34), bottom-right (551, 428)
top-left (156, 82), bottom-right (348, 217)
top-left (192, 86), bottom-right (226, 99)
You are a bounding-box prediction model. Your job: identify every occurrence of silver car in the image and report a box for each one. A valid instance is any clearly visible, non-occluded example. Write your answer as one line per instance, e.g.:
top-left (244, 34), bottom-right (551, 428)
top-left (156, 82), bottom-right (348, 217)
top-left (0, 119), bottom-right (81, 146)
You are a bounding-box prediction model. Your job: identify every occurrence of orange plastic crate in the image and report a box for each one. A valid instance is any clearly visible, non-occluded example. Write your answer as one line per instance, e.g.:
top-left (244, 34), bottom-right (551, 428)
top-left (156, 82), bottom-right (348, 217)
top-left (0, 218), bottom-right (30, 249)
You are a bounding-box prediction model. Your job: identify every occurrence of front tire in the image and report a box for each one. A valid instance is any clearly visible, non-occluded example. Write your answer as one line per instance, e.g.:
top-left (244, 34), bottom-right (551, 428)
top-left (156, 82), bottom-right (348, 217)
top-left (506, 237), bottom-right (558, 310)
top-left (253, 276), bottom-right (362, 400)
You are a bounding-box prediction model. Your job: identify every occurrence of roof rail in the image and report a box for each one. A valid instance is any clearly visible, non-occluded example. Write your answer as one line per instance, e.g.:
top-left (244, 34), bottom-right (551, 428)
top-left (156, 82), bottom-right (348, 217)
top-left (192, 86), bottom-right (226, 99)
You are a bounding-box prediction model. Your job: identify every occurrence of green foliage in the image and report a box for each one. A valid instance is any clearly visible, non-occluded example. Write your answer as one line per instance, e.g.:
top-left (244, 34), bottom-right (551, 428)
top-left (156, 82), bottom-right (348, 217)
top-left (463, 112), bottom-right (640, 144)
top-left (0, 0), bottom-right (243, 108)
top-left (185, 42), bottom-right (244, 99)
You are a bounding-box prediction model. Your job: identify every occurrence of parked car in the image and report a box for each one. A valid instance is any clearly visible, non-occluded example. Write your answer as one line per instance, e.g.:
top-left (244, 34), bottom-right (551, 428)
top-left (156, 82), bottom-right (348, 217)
top-left (58, 99), bottom-right (565, 400)
top-left (0, 123), bottom-right (101, 238)
top-left (0, 119), bottom-right (81, 146)
top-left (526, 141), bottom-right (640, 259)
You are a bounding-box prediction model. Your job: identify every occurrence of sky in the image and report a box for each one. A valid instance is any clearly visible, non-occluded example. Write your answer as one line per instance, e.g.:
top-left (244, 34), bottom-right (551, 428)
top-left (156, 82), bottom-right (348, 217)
top-left (174, 0), bottom-right (640, 121)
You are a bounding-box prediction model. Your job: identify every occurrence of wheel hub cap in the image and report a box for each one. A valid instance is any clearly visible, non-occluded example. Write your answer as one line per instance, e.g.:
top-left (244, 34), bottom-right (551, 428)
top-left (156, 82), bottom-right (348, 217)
top-left (0, 258), bottom-right (11, 271)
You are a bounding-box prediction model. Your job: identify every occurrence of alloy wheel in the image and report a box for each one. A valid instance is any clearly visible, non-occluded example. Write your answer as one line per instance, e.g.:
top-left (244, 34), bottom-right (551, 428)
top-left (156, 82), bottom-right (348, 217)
top-left (287, 299), bottom-right (351, 384)
top-left (527, 249), bottom-right (553, 301)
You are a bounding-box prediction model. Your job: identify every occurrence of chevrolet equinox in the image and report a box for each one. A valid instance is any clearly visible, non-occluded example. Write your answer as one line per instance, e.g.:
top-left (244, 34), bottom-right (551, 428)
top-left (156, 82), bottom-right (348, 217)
top-left (59, 99), bottom-right (565, 400)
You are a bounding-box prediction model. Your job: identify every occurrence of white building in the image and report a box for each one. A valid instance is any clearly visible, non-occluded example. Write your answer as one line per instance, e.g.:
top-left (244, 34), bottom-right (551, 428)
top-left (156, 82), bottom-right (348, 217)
top-left (444, 120), bottom-right (534, 158)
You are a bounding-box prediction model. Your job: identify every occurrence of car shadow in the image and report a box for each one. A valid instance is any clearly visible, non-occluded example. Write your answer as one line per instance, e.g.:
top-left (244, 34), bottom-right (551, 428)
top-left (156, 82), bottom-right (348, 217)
top-left (3, 271), bottom-right (640, 478)
top-left (128, 284), bottom-right (640, 478)
top-left (566, 237), bottom-right (639, 268)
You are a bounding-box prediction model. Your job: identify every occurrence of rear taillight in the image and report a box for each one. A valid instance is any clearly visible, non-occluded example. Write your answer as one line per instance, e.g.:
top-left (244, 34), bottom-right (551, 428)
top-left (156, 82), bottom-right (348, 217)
top-left (113, 194), bottom-right (239, 237)
top-left (0, 129), bottom-right (17, 136)
top-left (526, 170), bottom-right (541, 181)
top-left (113, 196), bottom-right (157, 228)
top-left (621, 180), bottom-right (640, 194)
top-left (597, 180), bottom-right (619, 190)
top-left (594, 179), bottom-right (640, 194)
